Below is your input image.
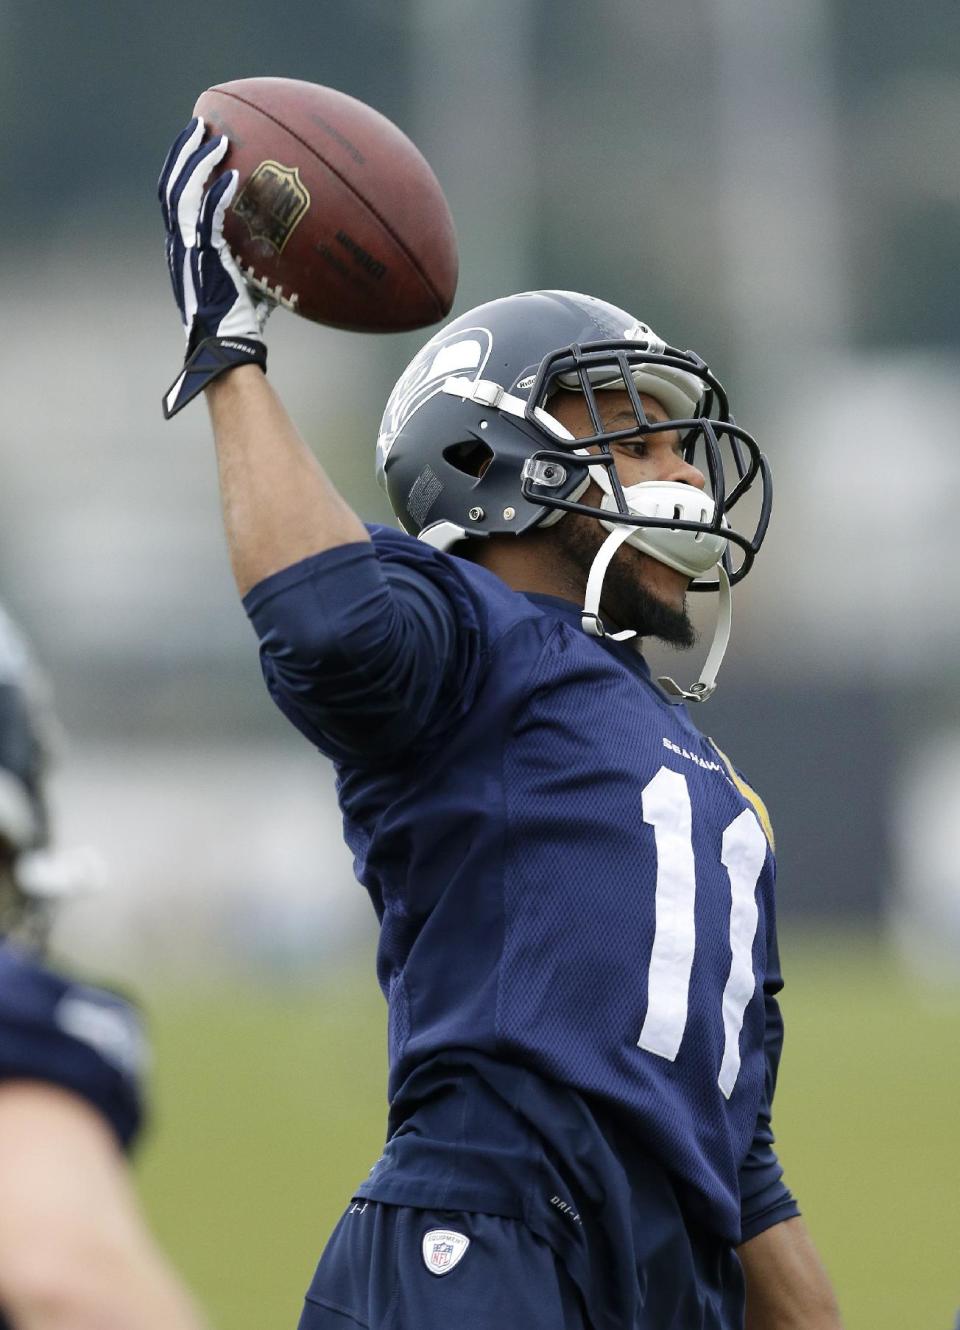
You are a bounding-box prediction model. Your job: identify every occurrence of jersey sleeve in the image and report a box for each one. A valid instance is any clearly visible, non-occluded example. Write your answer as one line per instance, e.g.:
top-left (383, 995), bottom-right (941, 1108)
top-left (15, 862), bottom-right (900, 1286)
top-left (0, 946), bottom-right (146, 1151)
top-left (242, 525), bottom-right (486, 764)
top-left (737, 929), bottom-right (801, 1242)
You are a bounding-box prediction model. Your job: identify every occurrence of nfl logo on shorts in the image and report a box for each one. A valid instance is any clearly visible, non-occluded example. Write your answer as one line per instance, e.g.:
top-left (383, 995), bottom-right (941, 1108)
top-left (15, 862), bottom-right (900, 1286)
top-left (421, 1228), bottom-right (470, 1276)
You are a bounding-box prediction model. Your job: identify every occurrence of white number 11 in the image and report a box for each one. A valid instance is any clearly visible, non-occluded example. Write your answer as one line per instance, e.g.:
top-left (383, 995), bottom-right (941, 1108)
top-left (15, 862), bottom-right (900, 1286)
top-left (637, 766), bottom-right (768, 1098)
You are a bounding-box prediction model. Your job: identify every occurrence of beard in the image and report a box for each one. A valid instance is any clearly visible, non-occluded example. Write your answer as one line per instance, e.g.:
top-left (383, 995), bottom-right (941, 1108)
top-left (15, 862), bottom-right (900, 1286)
top-left (556, 512), bottom-right (698, 649)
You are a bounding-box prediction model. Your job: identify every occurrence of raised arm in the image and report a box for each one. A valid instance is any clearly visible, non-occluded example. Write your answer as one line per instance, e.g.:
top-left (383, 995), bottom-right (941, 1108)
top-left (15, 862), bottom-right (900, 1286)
top-left (157, 119), bottom-right (488, 763)
top-left (157, 118), bottom-right (369, 597)
top-left (204, 367), bottom-right (368, 596)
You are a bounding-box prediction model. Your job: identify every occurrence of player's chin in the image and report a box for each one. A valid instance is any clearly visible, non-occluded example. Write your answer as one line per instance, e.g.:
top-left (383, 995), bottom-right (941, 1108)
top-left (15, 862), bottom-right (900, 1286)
top-left (624, 558), bottom-right (697, 647)
top-left (606, 555), bottom-right (696, 649)
top-left (642, 590), bottom-right (697, 649)
top-left (650, 564), bottom-right (690, 610)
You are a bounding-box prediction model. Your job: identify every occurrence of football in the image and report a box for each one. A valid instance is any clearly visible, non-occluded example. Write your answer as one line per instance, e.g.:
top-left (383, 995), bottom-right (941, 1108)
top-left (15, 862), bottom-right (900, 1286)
top-left (192, 78), bottom-right (459, 333)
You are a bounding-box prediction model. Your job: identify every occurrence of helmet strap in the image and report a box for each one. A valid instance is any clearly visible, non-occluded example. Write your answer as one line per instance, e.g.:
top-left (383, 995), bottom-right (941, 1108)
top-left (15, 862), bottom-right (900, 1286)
top-left (581, 526), bottom-right (732, 702)
top-left (441, 376), bottom-right (573, 438)
top-left (657, 565), bottom-right (731, 703)
top-left (581, 524), bottom-right (640, 643)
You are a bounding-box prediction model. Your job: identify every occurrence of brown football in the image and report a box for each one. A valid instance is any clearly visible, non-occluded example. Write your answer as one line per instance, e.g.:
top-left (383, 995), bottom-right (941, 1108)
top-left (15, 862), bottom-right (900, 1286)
top-left (192, 78), bottom-right (458, 333)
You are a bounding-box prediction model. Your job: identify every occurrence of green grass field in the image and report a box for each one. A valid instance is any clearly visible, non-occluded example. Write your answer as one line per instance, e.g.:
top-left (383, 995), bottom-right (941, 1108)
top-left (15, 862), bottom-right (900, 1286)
top-left (135, 932), bottom-right (959, 1329)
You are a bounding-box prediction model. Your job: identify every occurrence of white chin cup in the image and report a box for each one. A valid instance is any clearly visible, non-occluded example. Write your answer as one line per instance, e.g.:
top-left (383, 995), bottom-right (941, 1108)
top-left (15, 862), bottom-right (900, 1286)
top-left (598, 481), bottom-right (727, 577)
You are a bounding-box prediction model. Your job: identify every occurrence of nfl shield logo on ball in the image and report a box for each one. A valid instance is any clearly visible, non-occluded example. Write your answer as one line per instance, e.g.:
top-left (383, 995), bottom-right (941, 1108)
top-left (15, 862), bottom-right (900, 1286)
top-left (233, 160), bottom-right (310, 253)
top-left (421, 1228), bottom-right (470, 1276)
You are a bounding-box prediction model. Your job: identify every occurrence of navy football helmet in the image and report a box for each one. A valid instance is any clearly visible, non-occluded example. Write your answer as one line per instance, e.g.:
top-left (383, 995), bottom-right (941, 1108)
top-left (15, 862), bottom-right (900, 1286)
top-left (0, 607), bottom-right (51, 859)
top-left (0, 606), bottom-right (100, 948)
top-left (376, 290), bottom-right (772, 700)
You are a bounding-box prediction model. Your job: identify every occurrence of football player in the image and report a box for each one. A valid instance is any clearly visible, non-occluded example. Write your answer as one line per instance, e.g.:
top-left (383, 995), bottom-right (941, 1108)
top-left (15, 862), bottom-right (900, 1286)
top-left (0, 606), bottom-right (208, 1330)
top-left (159, 121), bottom-right (843, 1329)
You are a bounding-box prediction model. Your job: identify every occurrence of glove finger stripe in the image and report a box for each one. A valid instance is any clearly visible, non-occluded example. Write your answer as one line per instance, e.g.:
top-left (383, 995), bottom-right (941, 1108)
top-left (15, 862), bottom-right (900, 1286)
top-left (157, 117), bottom-right (202, 214)
top-left (210, 175), bottom-right (238, 252)
top-left (174, 139), bottom-right (230, 244)
top-left (182, 249), bottom-right (198, 332)
top-left (161, 118), bottom-right (206, 220)
top-left (197, 170), bottom-right (238, 248)
top-left (173, 137), bottom-right (230, 245)
top-left (158, 117), bottom-right (201, 181)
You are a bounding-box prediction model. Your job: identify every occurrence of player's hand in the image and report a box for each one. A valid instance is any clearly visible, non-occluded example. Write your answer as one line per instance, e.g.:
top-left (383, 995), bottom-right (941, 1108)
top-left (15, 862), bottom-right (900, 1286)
top-left (158, 118), bottom-right (274, 419)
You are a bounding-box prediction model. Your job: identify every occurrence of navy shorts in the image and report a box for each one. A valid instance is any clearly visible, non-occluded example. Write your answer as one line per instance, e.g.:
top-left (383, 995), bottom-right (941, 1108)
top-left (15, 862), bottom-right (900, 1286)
top-left (297, 1200), bottom-right (588, 1330)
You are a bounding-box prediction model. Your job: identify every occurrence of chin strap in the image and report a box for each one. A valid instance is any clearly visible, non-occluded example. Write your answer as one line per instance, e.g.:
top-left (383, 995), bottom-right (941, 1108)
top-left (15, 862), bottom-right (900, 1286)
top-left (581, 525), bottom-right (732, 703)
top-left (656, 565), bottom-right (731, 703)
top-left (581, 525), bottom-right (641, 643)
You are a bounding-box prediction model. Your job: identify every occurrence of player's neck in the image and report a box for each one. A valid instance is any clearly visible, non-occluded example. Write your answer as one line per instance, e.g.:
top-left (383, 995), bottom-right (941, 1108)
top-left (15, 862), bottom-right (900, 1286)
top-left (463, 531), bottom-right (585, 606)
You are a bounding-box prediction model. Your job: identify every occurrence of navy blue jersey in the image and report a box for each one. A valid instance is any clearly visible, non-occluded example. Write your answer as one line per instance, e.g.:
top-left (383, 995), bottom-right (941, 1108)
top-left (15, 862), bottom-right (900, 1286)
top-left (0, 943), bottom-right (145, 1150)
top-left (245, 525), bottom-right (798, 1306)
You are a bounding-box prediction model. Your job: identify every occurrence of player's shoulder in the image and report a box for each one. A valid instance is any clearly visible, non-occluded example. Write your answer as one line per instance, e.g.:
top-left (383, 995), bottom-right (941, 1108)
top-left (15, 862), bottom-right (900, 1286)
top-left (705, 739), bottom-right (775, 851)
top-left (0, 941), bottom-right (63, 1016)
top-left (650, 704), bottom-right (776, 853)
top-left (0, 943), bottom-right (147, 1148)
top-left (366, 523), bottom-right (556, 645)
top-left (0, 943), bottom-right (147, 1084)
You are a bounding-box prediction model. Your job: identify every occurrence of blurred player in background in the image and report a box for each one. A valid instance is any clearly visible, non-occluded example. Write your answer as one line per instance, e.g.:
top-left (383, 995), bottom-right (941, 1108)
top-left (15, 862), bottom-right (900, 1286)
top-left (160, 121), bottom-right (842, 1329)
top-left (0, 606), bottom-right (208, 1330)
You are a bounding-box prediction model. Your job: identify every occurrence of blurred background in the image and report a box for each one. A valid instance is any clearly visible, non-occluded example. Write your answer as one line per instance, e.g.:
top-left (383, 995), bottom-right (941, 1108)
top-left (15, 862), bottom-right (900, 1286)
top-left (1, 0), bottom-right (958, 1324)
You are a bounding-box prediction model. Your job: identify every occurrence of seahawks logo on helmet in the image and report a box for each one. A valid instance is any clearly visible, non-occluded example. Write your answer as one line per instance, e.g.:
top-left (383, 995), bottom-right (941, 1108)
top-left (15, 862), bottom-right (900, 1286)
top-left (377, 327), bottom-right (493, 480)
